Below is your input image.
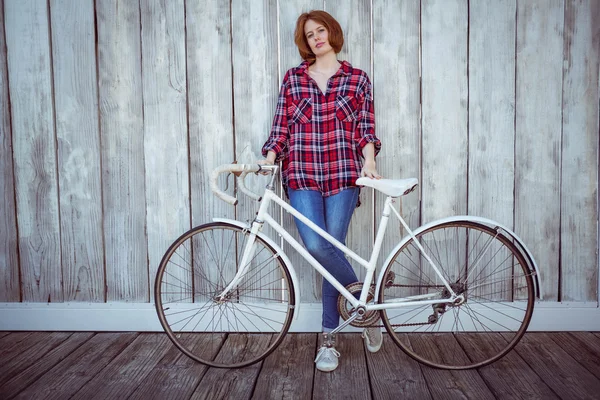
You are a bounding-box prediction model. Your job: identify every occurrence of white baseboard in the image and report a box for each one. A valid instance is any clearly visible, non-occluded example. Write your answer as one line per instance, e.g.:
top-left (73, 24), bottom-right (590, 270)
top-left (0, 301), bottom-right (598, 332)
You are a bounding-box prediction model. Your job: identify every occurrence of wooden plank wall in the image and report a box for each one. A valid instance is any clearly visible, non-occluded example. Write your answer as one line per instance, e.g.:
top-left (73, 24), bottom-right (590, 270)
top-left (0, 0), bottom-right (598, 310)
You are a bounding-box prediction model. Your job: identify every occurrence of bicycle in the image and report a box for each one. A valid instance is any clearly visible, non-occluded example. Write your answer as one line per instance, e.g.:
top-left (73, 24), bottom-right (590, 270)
top-left (154, 164), bottom-right (541, 370)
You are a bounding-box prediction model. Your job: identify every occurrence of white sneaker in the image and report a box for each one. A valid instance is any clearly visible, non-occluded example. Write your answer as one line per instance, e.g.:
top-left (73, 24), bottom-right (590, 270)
top-left (315, 345), bottom-right (341, 372)
top-left (363, 326), bottom-right (383, 353)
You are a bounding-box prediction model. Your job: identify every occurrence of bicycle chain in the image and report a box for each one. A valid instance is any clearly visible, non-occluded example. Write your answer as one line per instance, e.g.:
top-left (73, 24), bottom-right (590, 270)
top-left (356, 283), bottom-right (446, 328)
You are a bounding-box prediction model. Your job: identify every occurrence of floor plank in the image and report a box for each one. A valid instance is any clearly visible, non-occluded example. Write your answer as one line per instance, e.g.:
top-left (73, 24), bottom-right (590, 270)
top-left (548, 332), bottom-right (600, 380)
top-left (0, 332), bottom-right (36, 362)
top-left (0, 332), bottom-right (94, 399)
top-left (8, 332), bottom-right (136, 400)
top-left (313, 333), bottom-right (371, 400)
top-left (190, 334), bottom-right (271, 400)
top-left (366, 334), bottom-right (432, 399)
top-left (0, 331), bottom-right (12, 339)
top-left (407, 334), bottom-right (495, 399)
top-left (456, 332), bottom-right (558, 399)
top-left (70, 333), bottom-right (171, 400)
top-left (0, 331), bottom-right (73, 387)
top-left (511, 332), bottom-right (600, 399)
top-left (252, 333), bottom-right (316, 400)
top-left (128, 334), bottom-right (221, 400)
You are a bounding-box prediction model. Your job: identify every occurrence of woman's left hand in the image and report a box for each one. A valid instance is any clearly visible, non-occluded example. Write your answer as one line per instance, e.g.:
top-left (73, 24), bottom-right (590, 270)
top-left (361, 159), bottom-right (382, 179)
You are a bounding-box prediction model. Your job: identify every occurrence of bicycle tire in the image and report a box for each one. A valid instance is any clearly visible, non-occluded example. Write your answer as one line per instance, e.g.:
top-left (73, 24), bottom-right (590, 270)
top-left (379, 220), bottom-right (535, 369)
top-left (154, 222), bottom-right (295, 368)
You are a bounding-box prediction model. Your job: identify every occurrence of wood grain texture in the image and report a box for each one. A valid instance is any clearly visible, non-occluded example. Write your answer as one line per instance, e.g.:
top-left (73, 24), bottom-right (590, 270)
top-left (50, 0), bottom-right (104, 302)
top-left (0, 331), bottom-right (73, 387)
top-left (511, 332), bottom-right (600, 399)
top-left (140, 0), bottom-right (189, 299)
top-left (252, 333), bottom-right (316, 400)
top-left (191, 334), bottom-right (269, 400)
top-left (70, 333), bottom-right (170, 400)
top-left (468, 0), bottom-right (516, 228)
top-left (128, 334), bottom-right (215, 400)
top-left (421, 0), bottom-right (468, 222)
top-left (366, 334), bottom-right (432, 399)
top-left (455, 333), bottom-right (558, 399)
top-left (0, 0), bottom-right (20, 302)
top-left (372, 0), bottom-right (421, 267)
top-left (313, 334), bottom-right (371, 400)
top-left (408, 334), bottom-right (495, 399)
top-left (96, 0), bottom-right (148, 302)
top-left (560, 0), bottom-right (599, 301)
top-left (0, 332), bottom-right (94, 399)
top-left (548, 332), bottom-right (600, 380)
top-left (187, 0), bottom-right (235, 224)
top-left (4, 0), bottom-right (62, 303)
top-left (515, 0), bottom-right (564, 301)
top-left (325, 0), bottom-right (373, 282)
top-left (231, 0), bottom-right (278, 224)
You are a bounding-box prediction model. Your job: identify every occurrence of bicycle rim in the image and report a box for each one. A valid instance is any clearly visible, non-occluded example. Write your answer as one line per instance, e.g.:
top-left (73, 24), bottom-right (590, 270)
top-left (379, 221), bottom-right (535, 369)
top-left (154, 222), bottom-right (295, 368)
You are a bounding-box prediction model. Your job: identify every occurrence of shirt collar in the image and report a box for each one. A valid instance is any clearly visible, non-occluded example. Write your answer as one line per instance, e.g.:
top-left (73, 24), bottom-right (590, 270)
top-left (296, 60), bottom-right (352, 77)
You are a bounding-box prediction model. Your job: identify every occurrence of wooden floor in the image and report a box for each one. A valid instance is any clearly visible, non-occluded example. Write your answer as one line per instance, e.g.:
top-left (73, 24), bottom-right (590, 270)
top-left (1, 331), bottom-right (600, 399)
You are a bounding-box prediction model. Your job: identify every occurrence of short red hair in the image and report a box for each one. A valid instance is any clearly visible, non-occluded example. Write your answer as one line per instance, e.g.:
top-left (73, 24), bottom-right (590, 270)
top-left (294, 10), bottom-right (344, 63)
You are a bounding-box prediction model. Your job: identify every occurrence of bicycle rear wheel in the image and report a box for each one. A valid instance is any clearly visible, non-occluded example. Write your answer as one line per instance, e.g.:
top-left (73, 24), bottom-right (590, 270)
top-left (379, 221), bottom-right (535, 369)
top-left (155, 222), bottom-right (295, 368)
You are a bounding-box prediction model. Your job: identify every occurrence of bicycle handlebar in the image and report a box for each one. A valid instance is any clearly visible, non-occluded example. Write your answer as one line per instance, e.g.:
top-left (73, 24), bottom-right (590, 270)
top-left (210, 164), bottom-right (271, 205)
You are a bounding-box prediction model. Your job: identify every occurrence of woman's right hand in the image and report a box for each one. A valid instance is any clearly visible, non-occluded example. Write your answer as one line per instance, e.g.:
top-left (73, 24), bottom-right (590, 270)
top-left (257, 151), bottom-right (276, 175)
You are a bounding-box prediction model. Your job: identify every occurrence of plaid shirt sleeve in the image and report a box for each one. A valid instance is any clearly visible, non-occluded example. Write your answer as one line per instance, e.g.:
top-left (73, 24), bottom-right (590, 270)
top-left (262, 70), bottom-right (290, 162)
top-left (355, 74), bottom-right (381, 158)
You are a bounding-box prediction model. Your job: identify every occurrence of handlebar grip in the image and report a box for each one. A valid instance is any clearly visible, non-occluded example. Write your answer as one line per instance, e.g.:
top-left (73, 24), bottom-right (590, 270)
top-left (210, 164), bottom-right (263, 205)
top-left (210, 165), bottom-right (239, 205)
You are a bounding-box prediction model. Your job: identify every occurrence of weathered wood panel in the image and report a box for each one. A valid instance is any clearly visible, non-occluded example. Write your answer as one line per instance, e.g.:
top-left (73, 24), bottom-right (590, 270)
top-left (409, 334), bottom-right (495, 399)
top-left (231, 0), bottom-right (278, 224)
top-left (326, 1), bottom-right (373, 282)
top-left (515, 0), bottom-right (564, 301)
top-left (50, 0), bottom-right (104, 302)
top-left (4, 0), bottom-right (62, 302)
top-left (421, 0), bottom-right (468, 222)
top-left (0, 0), bottom-right (19, 302)
top-left (252, 334), bottom-right (316, 399)
top-left (313, 334), bottom-right (371, 399)
top-left (140, 0), bottom-right (189, 299)
top-left (0, 331), bottom-right (73, 386)
top-left (373, 0), bottom-right (421, 265)
top-left (365, 335), bottom-right (432, 399)
top-left (191, 335), bottom-right (268, 399)
top-left (560, 0), bottom-right (599, 301)
top-left (128, 334), bottom-right (215, 400)
top-left (96, 0), bottom-right (148, 301)
top-left (512, 332), bottom-right (600, 399)
top-left (468, 0), bottom-right (516, 227)
top-left (456, 333), bottom-right (558, 399)
top-left (186, 0), bottom-right (234, 224)
top-left (70, 333), bottom-right (171, 400)
top-left (0, 332), bottom-right (94, 400)
top-left (548, 332), bottom-right (600, 380)
top-left (278, 0), bottom-right (323, 303)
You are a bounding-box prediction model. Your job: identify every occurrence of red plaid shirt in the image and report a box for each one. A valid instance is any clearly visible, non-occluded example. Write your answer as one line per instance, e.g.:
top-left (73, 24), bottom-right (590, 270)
top-left (262, 60), bottom-right (381, 197)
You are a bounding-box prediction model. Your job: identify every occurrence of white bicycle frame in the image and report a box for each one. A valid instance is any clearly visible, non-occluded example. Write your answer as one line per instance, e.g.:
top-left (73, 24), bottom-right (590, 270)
top-left (215, 166), bottom-right (462, 328)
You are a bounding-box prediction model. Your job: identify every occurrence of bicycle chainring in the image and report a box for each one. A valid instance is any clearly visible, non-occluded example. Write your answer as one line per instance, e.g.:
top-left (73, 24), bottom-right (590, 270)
top-left (337, 282), bottom-right (380, 328)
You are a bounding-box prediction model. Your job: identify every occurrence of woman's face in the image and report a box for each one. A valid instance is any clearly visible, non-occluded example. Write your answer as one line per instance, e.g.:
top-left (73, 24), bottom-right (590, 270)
top-left (304, 19), bottom-right (333, 56)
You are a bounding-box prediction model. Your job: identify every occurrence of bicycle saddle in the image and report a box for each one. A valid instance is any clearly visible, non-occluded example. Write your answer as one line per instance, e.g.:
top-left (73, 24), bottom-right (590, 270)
top-left (355, 177), bottom-right (419, 197)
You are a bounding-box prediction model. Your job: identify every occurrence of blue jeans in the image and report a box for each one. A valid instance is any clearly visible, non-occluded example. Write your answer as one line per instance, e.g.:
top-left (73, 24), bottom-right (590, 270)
top-left (288, 187), bottom-right (359, 331)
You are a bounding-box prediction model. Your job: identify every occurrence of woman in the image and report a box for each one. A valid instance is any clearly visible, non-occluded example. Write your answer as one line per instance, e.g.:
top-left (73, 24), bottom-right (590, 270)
top-left (260, 10), bottom-right (382, 372)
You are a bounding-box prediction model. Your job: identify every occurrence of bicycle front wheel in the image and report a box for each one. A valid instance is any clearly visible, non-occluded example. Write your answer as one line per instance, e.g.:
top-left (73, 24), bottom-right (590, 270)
top-left (379, 221), bottom-right (535, 369)
top-left (155, 222), bottom-right (295, 368)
